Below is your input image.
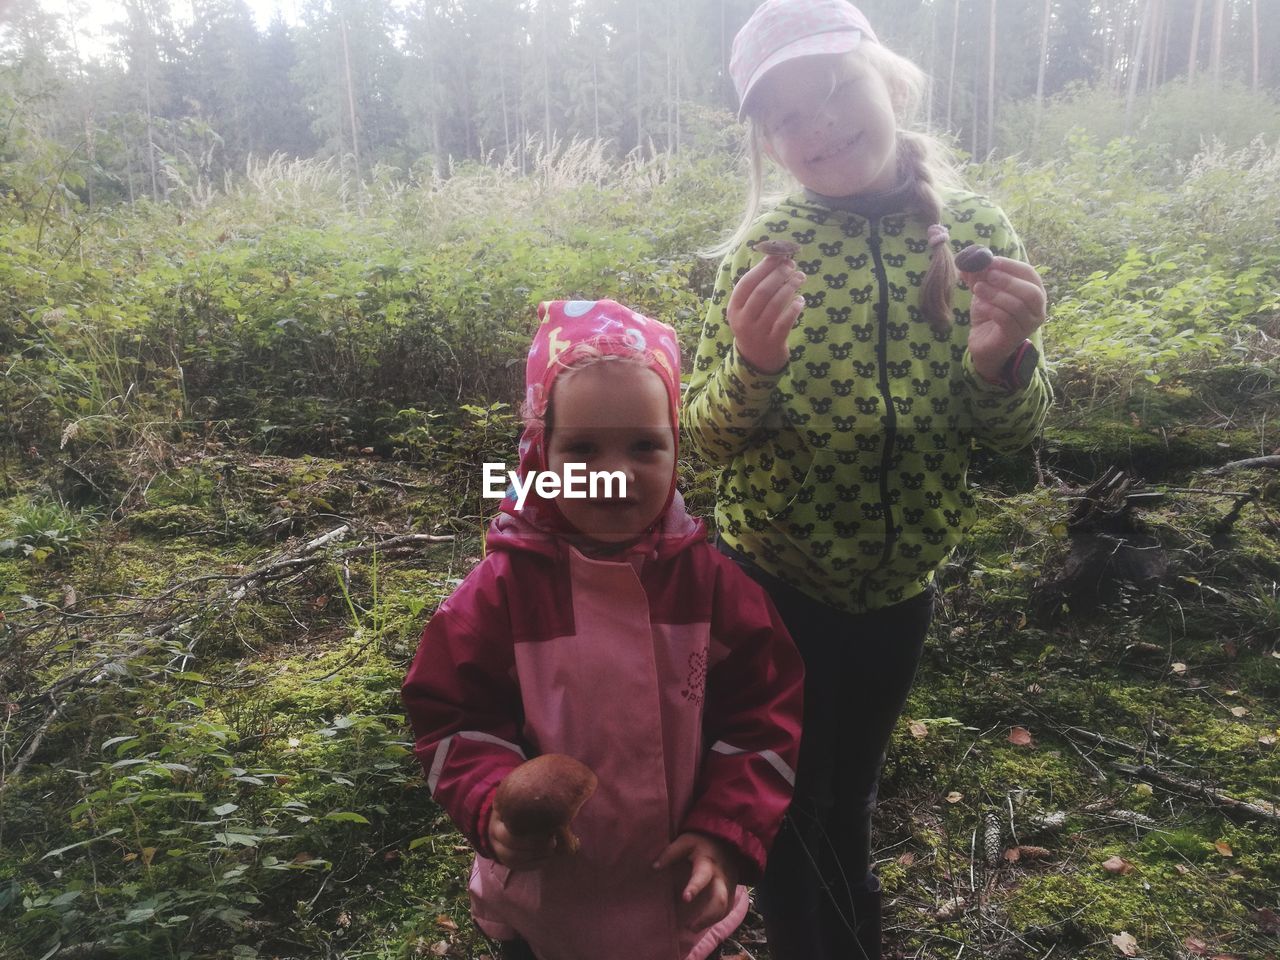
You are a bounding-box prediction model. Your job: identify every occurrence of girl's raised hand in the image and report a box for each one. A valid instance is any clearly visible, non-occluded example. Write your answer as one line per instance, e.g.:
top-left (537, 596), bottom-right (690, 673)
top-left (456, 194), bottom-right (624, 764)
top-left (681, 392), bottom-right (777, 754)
top-left (727, 255), bottom-right (806, 374)
top-left (962, 258), bottom-right (1046, 383)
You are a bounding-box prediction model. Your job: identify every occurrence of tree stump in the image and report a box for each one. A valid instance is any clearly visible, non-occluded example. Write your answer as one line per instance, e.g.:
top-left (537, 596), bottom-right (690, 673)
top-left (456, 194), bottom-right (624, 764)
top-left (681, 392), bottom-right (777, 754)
top-left (1035, 467), bottom-right (1168, 616)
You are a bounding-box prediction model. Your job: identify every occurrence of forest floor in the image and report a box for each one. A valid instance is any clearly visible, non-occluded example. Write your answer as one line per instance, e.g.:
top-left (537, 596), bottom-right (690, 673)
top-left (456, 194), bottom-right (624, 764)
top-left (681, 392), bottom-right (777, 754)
top-left (3, 377), bottom-right (1280, 960)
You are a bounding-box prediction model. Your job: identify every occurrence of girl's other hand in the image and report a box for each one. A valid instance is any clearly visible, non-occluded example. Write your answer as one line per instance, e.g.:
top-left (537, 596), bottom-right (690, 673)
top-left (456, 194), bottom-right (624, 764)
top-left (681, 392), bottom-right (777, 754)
top-left (653, 831), bottom-right (742, 931)
top-left (963, 257), bottom-right (1047, 381)
top-left (489, 809), bottom-right (559, 870)
top-left (727, 255), bottom-right (806, 374)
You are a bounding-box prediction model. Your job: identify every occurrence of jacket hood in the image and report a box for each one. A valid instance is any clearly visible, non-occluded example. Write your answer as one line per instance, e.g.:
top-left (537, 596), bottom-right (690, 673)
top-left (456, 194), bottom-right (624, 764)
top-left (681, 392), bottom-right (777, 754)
top-left (497, 299), bottom-right (685, 542)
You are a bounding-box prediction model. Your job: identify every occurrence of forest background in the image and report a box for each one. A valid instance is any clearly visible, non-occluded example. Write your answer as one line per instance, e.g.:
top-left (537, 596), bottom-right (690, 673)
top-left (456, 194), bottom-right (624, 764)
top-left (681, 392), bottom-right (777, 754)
top-left (1, 1), bottom-right (1279, 959)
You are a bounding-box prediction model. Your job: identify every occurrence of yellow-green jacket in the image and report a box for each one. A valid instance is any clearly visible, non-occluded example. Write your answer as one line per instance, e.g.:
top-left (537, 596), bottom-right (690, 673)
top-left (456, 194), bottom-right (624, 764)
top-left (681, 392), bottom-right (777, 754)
top-left (681, 187), bottom-right (1050, 614)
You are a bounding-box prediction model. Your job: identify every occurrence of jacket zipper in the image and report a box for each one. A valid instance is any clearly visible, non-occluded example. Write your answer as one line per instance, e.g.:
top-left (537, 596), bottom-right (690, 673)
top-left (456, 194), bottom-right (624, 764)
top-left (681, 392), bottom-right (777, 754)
top-left (867, 220), bottom-right (896, 602)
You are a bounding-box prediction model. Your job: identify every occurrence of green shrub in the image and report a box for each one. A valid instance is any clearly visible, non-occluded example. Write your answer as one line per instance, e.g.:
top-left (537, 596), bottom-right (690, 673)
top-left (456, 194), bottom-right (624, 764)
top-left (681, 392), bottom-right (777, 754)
top-left (998, 76), bottom-right (1280, 167)
top-left (1, 499), bottom-right (96, 561)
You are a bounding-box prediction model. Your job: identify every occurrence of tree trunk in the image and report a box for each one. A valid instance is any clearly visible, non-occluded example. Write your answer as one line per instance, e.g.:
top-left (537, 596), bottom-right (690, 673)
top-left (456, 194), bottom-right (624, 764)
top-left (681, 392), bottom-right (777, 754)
top-left (83, 113), bottom-right (95, 210)
top-left (945, 0), bottom-right (959, 132)
top-left (1124, 0), bottom-right (1153, 136)
top-left (1118, 0), bottom-right (1137, 92)
top-left (1034, 0), bottom-right (1052, 140)
top-left (985, 0), bottom-right (996, 157)
top-left (1209, 0), bottom-right (1226, 82)
top-left (339, 13), bottom-right (362, 186)
top-left (1156, 0), bottom-right (1173, 85)
top-left (517, 42), bottom-right (526, 175)
top-left (461, 60), bottom-right (474, 160)
top-left (925, 3), bottom-right (936, 129)
top-left (1145, 0), bottom-right (1162, 93)
top-left (541, 1), bottom-right (551, 150)
top-left (635, 0), bottom-right (643, 153)
top-left (1102, 0), bottom-right (1117, 91)
top-left (499, 43), bottom-right (511, 159)
top-left (674, 1), bottom-right (682, 154)
top-left (67, 3), bottom-right (94, 210)
top-left (971, 29), bottom-right (980, 156)
top-left (720, 0), bottom-right (729, 105)
top-left (1252, 0), bottom-right (1261, 91)
top-left (132, 0), bottom-right (159, 202)
top-left (125, 145), bottom-right (136, 204)
top-left (144, 69), bottom-right (158, 202)
top-left (425, 19), bottom-right (443, 177)
top-left (1188, 0), bottom-right (1204, 76)
top-left (665, 2), bottom-right (673, 153)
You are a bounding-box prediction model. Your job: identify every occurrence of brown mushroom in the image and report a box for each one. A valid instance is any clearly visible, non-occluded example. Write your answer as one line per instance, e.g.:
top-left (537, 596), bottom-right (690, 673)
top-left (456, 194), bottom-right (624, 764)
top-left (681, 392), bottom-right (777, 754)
top-left (954, 244), bottom-right (994, 273)
top-left (493, 754), bottom-right (598, 855)
top-left (755, 238), bottom-right (800, 258)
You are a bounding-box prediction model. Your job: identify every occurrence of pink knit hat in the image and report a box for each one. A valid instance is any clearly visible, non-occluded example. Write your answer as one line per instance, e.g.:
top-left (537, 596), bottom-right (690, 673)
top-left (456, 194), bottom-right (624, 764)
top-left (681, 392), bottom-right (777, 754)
top-left (730, 0), bottom-right (879, 117)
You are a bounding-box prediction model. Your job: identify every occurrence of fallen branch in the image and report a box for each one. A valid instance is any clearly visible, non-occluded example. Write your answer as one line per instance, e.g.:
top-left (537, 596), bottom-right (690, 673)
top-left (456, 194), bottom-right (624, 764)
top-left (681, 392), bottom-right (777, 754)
top-left (53, 941), bottom-right (114, 960)
top-left (1, 698), bottom-right (62, 791)
top-left (1203, 455), bottom-right (1280, 475)
top-left (41, 525), bottom-right (455, 697)
top-left (1211, 489), bottom-right (1258, 538)
top-left (1024, 810), bottom-right (1069, 835)
top-left (2, 525), bottom-right (455, 795)
top-left (1089, 807), bottom-right (1157, 829)
top-left (1061, 724), bottom-right (1195, 769)
top-left (1023, 803), bottom-right (1155, 835)
top-left (341, 532), bottom-right (458, 557)
top-left (1111, 762), bottom-right (1280, 823)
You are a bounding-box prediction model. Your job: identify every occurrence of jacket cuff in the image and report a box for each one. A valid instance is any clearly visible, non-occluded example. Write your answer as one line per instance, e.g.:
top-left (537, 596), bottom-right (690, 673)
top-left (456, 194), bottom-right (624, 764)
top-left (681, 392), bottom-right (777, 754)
top-left (727, 343), bottom-right (787, 391)
top-left (466, 775), bottom-right (506, 860)
top-left (963, 349), bottom-right (1021, 395)
top-left (681, 811), bottom-right (768, 883)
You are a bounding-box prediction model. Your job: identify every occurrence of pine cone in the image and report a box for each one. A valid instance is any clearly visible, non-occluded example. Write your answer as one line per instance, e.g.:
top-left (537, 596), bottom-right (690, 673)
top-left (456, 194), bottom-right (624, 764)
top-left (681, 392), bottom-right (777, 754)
top-left (983, 812), bottom-right (1003, 866)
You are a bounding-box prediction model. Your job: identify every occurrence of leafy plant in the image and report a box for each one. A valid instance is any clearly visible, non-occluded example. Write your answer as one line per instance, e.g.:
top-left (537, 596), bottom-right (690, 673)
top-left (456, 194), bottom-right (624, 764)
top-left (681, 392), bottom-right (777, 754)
top-left (1, 499), bottom-right (96, 560)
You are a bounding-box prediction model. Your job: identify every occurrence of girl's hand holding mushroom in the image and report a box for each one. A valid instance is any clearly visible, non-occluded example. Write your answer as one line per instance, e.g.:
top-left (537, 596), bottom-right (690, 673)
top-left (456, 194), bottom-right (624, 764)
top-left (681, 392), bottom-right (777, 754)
top-left (489, 809), bottom-right (561, 869)
top-left (727, 250), bottom-right (807, 375)
top-left (489, 753), bottom-right (598, 870)
top-left (958, 250), bottom-right (1046, 383)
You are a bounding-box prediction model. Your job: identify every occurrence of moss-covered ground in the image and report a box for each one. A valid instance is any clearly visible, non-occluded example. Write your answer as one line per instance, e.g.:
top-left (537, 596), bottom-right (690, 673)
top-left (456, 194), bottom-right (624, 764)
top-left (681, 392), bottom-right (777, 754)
top-left (3, 374), bottom-right (1279, 960)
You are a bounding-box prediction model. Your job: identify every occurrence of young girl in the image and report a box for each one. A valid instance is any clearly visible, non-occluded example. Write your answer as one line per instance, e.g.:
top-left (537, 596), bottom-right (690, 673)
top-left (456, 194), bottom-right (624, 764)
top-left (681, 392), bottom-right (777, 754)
top-left (402, 299), bottom-right (804, 960)
top-left (681, 2), bottom-right (1051, 958)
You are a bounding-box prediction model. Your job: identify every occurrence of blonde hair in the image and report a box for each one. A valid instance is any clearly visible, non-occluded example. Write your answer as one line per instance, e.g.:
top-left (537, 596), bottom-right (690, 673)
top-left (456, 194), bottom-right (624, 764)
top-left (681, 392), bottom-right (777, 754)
top-left (714, 42), bottom-right (963, 333)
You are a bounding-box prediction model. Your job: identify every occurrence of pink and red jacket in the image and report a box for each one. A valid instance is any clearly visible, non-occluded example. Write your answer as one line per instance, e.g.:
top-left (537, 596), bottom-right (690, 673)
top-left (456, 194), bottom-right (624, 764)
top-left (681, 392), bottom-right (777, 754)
top-left (401, 502), bottom-right (804, 960)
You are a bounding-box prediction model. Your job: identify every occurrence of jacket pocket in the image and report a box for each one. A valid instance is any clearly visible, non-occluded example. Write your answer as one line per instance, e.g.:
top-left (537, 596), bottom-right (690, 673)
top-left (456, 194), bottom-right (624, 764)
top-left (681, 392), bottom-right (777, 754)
top-left (766, 450), bottom-right (887, 573)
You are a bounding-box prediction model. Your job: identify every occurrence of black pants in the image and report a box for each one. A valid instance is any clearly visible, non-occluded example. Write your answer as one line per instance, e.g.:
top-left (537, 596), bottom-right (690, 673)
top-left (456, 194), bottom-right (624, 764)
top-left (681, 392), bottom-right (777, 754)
top-left (498, 939), bottom-right (537, 960)
top-left (719, 540), bottom-right (932, 960)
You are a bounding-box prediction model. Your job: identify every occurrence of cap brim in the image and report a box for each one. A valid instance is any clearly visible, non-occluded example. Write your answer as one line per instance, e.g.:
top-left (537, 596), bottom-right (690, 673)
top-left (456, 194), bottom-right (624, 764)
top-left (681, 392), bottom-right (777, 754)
top-left (738, 30), bottom-right (865, 121)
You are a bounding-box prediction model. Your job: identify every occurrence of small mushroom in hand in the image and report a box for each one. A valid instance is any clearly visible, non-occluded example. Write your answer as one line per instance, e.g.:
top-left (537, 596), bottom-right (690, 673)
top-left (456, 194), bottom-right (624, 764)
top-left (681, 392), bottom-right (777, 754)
top-left (954, 243), bottom-right (994, 273)
top-left (755, 238), bottom-right (800, 258)
top-left (494, 754), bottom-right (598, 855)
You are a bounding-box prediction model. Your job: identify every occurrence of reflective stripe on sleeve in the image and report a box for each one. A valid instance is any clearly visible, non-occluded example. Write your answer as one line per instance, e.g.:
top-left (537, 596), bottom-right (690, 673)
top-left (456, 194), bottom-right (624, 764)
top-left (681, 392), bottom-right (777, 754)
top-left (710, 740), bottom-right (796, 787)
top-left (427, 731), bottom-right (527, 796)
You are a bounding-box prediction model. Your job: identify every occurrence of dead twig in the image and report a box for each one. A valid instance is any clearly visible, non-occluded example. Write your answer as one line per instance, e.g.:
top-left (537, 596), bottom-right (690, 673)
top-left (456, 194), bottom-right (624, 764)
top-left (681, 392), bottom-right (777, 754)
top-left (1059, 724), bottom-right (1194, 770)
top-left (1203, 455), bottom-right (1280, 475)
top-left (1110, 762), bottom-right (1280, 823)
top-left (52, 940), bottom-right (114, 959)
